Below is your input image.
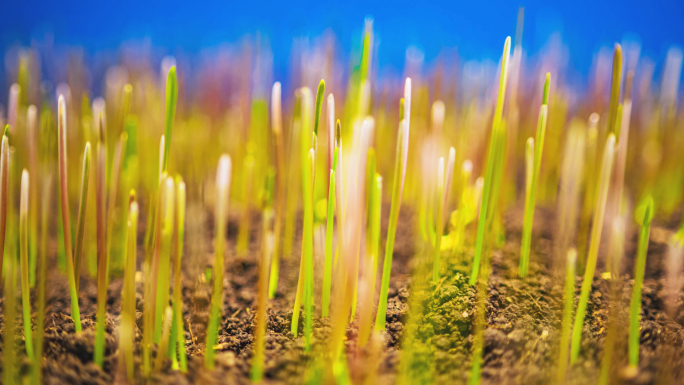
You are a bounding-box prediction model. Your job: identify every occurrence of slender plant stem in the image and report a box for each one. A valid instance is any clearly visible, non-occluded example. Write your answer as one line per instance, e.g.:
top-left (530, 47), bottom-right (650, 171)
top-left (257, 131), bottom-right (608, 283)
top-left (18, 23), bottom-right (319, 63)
top-left (629, 197), bottom-right (653, 367)
top-left (570, 134), bottom-right (616, 363)
top-left (57, 96), bottom-right (82, 332)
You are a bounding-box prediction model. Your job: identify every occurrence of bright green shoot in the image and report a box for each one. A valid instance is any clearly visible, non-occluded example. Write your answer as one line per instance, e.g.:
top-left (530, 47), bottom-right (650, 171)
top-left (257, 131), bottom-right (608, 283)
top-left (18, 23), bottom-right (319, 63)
top-left (162, 66), bottom-right (178, 172)
top-left (519, 73), bottom-right (550, 277)
top-left (251, 173), bottom-right (274, 383)
top-left (315, 79), bottom-right (325, 136)
top-left (322, 147), bottom-right (339, 317)
top-left (470, 37), bottom-right (511, 286)
top-left (570, 133), bottom-right (616, 363)
top-left (358, 174), bottom-right (382, 347)
top-left (57, 95), bottom-right (82, 333)
top-left (155, 178), bottom-right (175, 345)
top-left (375, 77), bottom-right (410, 331)
top-left (0, 134), bottom-right (8, 283)
top-left (34, 175), bottom-right (53, 385)
top-left (557, 248), bottom-right (577, 384)
top-left (171, 177), bottom-right (188, 372)
top-left (433, 147), bottom-right (455, 282)
top-left (94, 104), bottom-right (109, 368)
top-left (269, 81), bottom-right (284, 299)
top-left (74, 143), bottom-right (92, 290)
top-left (608, 44), bottom-right (623, 140)
top-left (20, 169), bottom-right (34, 360)
top-left (155, 306), bottom-right (174, 372)
top-left (121, 193), bottom-right (138, 381)
top-left (303, 149), bottom-right (315, 351)
top-left (629, 197), bottom-right (654, 368)
top-left (205, 154), bottom-right (232, 370)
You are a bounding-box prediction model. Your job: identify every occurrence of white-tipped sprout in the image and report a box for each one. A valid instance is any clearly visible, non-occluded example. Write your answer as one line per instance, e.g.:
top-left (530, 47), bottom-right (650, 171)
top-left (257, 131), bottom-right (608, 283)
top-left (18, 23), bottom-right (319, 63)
top-left (8, 84), bottom-right (19, 132)
top-left (403, 78), bottom-right (412, 126)
top-left (327, 93), bottom-right (335, 172)
top-left (431, 100), bottom-right (445, 135)
top-left (271, 82), bottom-right (282, 136)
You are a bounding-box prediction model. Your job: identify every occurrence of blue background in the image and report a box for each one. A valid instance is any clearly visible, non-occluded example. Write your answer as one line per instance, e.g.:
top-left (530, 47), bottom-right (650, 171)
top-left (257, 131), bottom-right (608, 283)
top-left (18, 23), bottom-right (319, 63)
top-left (2, 0), bottom-right (683, 89)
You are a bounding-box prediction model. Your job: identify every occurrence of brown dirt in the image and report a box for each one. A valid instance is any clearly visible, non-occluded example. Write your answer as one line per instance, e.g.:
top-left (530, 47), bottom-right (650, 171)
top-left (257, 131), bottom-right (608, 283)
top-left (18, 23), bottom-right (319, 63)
top-left (1, 204), bottom-right (683, 384)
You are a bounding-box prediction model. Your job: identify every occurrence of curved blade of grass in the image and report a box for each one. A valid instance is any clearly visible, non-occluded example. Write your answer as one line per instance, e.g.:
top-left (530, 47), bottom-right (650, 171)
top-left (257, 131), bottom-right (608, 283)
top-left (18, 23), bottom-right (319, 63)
top-left (470, 37), bottom-right (511, 285)
top-left (519, 73), bottom-right (550, 277)
top-left (205, 154), bottom-right (232, 369)
top-left (375, 78), bottom-right (410, 331)
top-left (629, 197), bottom-right (654, 368)
top-left (162, 66), bottom-right (177, 172)
top-left (322, 147), bottom-right (339, 317)
top-left (57, 96), bottom-right (82, 332)
top-left (74, 143), bottom-right (91, 291)
top-left (570, 133), bottom-right (616, 363)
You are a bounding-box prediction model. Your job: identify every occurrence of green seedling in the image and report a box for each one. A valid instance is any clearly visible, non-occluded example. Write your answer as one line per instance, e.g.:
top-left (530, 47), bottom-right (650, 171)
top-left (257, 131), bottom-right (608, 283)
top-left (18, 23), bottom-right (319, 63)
top-left (170, 177), bottom-right (187, 372)
top-left (120, 193), bottom-right (138, 381)
top-left (322, 146), bottom-right (339, 317)
top-left (629, 197), bottom-right (654, 368)
top-left (33, 174), bottom-right (52, 385)
top-left (557, 248), bottom-right (576, 384)
top-left (155, 306), bottom-right (174, 372)
top-left (376, 77), bottom-right (411, 331)
top-left (162, 66), bottom-right (178, 172)
top-left (94, 104), bottom-right (109, 368)
top-left (470, 37), bottom-right (511, 285)
top-left (433, 147), bottom-right (455, 281)
top-left (251, 173), bottom-right (275, 383)
top-left (26, 105), bottom-right (38, 287)
top-left (570, 133), bottom-right (616, 363)
top-left (358, 174), bottom-right (382, 347)
top-left (519, 73), bottom-right (550, 277)
top-left (57, 95), bottom-right (82, 332)
top-left (599, 216), bottom-right (626, 385)
top-left (205, 154), bottom-right (232, 369)
top-left (269, 82), bottom-right (285, 298)
top-left (20, 169), bottom-right (34, 360)
top-left (3, 220), bottom-right (18, 385)
top-left (74, 143), bottom-right (91, 290)
top-left (155, 178), bottom-right (174, 346)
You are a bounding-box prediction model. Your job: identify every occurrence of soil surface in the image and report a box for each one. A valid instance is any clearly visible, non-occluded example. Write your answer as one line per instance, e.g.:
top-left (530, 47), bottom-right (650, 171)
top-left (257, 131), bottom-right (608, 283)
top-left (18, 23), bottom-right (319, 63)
top-left (1, 203), bottom-right (683, 384)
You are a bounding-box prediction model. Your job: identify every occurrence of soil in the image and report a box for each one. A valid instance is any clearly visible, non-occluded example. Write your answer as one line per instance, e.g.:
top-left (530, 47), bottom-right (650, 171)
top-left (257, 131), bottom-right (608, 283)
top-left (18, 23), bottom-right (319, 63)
top-left (1, 202), bottom-right (684, 384)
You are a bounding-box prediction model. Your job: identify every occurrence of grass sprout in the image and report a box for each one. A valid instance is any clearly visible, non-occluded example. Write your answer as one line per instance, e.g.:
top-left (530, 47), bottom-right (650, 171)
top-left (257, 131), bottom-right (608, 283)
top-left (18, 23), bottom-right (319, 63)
top-left (375, 78), bottom-right (410, 331)
top-left (570, 133), bottom-right (616, 363)
top-left (629, 197), bottom-right (654, 368)
top-left (205, 154), bottom-right (232, 369)
top-left (519, 72), bottom-right (550, 277)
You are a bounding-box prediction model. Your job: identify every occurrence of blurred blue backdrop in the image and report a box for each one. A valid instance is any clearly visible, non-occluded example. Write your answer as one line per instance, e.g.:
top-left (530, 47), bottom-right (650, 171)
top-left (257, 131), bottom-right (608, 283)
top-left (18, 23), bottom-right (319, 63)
top-left (2, 0), bottom-right (683, 84)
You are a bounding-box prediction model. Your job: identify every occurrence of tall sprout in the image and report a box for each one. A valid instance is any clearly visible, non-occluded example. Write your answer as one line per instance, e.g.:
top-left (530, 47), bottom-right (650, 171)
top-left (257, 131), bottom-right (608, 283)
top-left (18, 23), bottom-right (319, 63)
top-left (120, 193), bottom-right (138, 381)
top-left (470, 37), bottom-right (511, 285)
top-left (375, 78), bottom-right (411, 331)
top-left (251, 173), bottom-right (275, 382)
top-left (20, 169), bottom-right (34, 360)
top-left (433, 147), bottom-right (455, 282)
top-left (269, 82), bottom-right (285, 298)
top-left (74, 143), bottom-right (91, 290)
top-left (556, 248), bottom-right (576, 383)
top-left (205, 154), bottom-right (232, 369)
top-left (519, 73), bottom-right (550, 277)
top-left (170, 177), bottom-right (187, 372)
top-left (629, 197), bottom-right (654, 368)
top-left (570, 133), bottom-right (616, 363)
top-left (57, 95), bottom-right (82, 332)
top-left (26, 105), bottom-right (39, 287)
